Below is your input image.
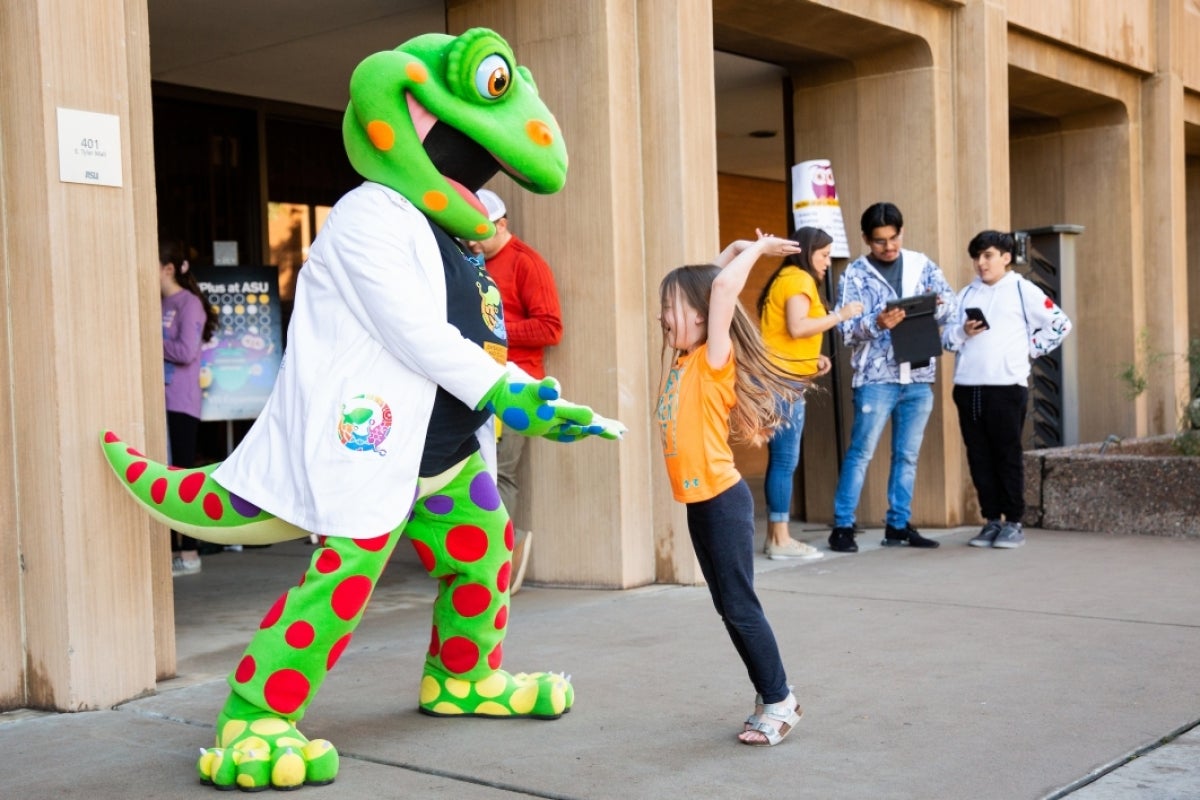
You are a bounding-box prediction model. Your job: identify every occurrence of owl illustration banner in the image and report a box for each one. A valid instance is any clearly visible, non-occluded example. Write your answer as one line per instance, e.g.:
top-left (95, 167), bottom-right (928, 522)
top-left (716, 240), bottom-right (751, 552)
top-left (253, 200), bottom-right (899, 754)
top-left (791, 159), bottom-right (850, 258)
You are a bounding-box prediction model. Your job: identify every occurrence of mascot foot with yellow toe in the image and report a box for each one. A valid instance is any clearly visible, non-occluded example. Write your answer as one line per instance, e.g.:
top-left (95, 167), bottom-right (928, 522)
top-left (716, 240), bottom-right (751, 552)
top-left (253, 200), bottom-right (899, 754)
top-left (105, 26), bottom-right (624, 791)
top-left (420, 666), bottom-right (574, 719)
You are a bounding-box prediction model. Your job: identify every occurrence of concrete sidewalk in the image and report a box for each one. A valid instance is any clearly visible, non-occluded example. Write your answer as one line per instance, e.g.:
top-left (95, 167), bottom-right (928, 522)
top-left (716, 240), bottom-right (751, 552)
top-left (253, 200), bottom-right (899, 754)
top-left (2, 525), bottom-right (1198, 799)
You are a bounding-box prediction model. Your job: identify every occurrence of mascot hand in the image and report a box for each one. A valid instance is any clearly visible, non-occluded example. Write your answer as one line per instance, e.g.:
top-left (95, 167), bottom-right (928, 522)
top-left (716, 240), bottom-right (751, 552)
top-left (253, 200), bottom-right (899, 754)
top-left (541, 407), bottom-right (626, 442)
top-left (480, 375), bottom-right (625, 442)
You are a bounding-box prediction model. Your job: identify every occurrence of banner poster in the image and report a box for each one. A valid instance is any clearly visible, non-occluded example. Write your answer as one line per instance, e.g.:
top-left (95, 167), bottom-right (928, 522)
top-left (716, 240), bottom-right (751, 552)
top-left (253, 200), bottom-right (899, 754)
top-left (791, 159), bottom-right (850, 258)
top-left (193, 266), bottom-right (283, 421)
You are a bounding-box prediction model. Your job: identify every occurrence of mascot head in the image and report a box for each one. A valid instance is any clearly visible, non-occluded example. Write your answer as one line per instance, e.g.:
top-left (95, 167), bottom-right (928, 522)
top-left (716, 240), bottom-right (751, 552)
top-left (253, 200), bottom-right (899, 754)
top-left (343, 28), bottom-right (568, 240)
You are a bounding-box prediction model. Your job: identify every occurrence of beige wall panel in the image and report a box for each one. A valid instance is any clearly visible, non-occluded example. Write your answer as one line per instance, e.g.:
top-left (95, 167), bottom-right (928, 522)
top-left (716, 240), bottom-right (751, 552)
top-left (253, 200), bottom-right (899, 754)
top-left (1141, 71), bottom-right (1190, 433)
top-left (450, 0), bottom-right (668, 586)
top-left (2, 0), bottom-right (162, 708)
top-left (1008, 0), bottom-right (1154, 74)
top-left (1185, 7), bottom-right (1200, 90)
top-left (123, 0), bottom-right (175, 680)
top-left (1188, 153), bottom-right (1200, 341)
top-left (1063, 120), bottom-right (1141, 441)
top-left (0, 60), bottom-right (23, 708)
top-left (1010, 129), bottom-right (1066, 230)
top-left (636, 0), bottom-right (722, 584)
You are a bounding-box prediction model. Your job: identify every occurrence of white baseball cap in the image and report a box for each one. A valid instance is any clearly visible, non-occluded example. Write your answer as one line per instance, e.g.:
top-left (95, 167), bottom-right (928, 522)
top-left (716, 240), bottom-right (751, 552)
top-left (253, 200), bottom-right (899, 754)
top-left (477, 189), bottom-right (507, 222)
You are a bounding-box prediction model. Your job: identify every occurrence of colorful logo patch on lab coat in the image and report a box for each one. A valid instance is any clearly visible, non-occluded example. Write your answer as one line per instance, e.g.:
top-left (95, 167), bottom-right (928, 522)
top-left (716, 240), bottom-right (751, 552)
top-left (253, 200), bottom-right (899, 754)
top-left (338, 394), bottom-right (392, 455)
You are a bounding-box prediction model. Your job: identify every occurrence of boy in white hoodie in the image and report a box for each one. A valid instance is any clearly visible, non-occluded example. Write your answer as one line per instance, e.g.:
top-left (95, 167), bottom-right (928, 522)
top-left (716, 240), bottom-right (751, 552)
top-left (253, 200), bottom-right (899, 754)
top-left (942, 230), bottom-right (1072, 548)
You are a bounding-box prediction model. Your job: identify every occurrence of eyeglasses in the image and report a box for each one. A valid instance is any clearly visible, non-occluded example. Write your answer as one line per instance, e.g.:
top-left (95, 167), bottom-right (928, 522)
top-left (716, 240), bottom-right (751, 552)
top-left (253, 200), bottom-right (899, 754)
top-left (868, 233), bottom-right (902, 248)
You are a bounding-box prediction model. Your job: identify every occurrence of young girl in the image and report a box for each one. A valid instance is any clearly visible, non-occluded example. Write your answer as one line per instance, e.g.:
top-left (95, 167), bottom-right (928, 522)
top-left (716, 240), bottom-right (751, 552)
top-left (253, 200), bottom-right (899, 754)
top-left (655, 234), bottom-right (807, 746)
top-left (757, 226), bottom-right (863, 559)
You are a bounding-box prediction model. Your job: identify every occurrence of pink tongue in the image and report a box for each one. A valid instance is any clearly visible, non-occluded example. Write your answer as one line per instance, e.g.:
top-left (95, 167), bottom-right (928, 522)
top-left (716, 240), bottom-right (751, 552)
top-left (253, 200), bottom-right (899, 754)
top-left (445, 178), bottom-right (486, 217)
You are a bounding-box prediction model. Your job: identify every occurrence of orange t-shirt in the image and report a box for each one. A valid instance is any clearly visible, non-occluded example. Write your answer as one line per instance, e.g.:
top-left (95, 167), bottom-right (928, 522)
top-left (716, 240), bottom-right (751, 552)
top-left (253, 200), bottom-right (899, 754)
top-left (656, 344), bottom-right (741, 503)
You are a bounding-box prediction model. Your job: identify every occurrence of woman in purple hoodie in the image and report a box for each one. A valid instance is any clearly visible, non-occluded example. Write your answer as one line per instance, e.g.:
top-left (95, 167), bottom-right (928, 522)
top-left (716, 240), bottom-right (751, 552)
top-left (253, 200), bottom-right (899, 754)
top-left (159, 240), bottom-right (218, 574)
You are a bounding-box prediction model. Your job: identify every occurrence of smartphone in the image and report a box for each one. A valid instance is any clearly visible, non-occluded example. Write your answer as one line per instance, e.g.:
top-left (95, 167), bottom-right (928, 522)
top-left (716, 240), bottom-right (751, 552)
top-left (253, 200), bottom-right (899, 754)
top-left (964, 307), bottom-right (989, 329)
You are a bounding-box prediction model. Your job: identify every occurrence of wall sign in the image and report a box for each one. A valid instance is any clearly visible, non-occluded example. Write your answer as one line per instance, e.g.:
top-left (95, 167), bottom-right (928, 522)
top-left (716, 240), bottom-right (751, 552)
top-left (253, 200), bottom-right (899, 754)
top-left (791, 159), bottom-right (849, 258)
top-left (56, 108), bottom-right (123, 187)
top-left (193, 266), bottom-right (283, 421)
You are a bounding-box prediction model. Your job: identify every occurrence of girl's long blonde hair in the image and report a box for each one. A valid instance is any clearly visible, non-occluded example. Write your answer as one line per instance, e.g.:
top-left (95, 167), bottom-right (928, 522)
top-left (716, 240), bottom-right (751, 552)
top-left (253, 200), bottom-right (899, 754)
top-left (659, 264), bottom-right (806, 445)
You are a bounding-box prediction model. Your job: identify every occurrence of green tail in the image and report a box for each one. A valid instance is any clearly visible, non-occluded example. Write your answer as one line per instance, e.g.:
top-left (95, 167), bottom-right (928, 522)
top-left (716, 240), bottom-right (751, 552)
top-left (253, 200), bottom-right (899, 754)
top-left (100, 431), bottom-right (306, 545)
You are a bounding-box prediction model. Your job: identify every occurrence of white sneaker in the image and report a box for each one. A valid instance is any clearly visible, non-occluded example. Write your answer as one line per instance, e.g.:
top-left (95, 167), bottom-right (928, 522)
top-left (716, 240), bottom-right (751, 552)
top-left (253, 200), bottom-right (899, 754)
top-left (172, 555), bottom-right (201, 576)
top-left (765, 538), bottom-right (824, 560)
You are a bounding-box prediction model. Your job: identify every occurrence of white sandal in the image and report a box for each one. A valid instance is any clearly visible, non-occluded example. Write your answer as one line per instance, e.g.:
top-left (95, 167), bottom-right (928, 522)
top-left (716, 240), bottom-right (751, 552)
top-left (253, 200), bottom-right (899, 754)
top-left (739, 692), bottom-right (802, 747)
top-left (744, 693), bottom-right (764, 731)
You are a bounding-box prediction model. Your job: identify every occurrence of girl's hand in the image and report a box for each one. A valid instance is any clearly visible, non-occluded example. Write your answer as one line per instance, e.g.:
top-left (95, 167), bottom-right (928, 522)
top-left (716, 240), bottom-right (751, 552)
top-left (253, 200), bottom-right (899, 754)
top-left (815, 354), bottom-right (832, 376)
top-left (837, 301), bottom-right (864, 321)
top-left (964, 320), bottom-right (987, 337)
top-left (751, 230), bottom-right (801, 259)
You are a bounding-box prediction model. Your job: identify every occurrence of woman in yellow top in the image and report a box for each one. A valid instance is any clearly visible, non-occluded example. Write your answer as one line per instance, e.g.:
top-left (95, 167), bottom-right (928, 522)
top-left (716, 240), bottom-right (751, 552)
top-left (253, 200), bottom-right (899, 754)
top-left (757, 227), bottom-right (863, 559)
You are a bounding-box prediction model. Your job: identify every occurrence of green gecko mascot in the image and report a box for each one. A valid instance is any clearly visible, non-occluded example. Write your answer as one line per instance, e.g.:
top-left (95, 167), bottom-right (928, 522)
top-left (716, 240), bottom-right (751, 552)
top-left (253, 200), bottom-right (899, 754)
top-left (102, 28), bottom-right (624, 792)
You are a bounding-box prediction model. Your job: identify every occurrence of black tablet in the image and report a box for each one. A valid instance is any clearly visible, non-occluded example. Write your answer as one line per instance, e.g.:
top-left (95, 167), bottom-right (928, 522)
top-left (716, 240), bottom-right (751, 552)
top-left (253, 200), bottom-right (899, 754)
top-left (884, 291), bottom-right (937, 317)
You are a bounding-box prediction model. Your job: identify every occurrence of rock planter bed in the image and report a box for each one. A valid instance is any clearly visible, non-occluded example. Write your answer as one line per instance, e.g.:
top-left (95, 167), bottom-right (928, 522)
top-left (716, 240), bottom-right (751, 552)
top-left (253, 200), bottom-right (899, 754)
top-left (1023, 434), bottom-right (1200, 538)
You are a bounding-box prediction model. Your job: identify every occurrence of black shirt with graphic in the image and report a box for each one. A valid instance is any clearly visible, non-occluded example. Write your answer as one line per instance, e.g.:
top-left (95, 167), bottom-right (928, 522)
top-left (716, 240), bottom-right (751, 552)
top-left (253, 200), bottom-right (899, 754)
top-left (419, 220), bottom-right (508, 477)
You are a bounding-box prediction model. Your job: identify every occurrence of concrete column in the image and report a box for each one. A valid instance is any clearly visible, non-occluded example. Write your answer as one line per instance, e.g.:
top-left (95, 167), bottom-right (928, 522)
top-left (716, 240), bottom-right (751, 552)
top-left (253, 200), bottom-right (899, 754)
top-left (448, 0), bottom-right (712, 585)
top-left (0, 0), bottom-right (172, 709)
top-left (1141, 0), bottom-right (1190, 432)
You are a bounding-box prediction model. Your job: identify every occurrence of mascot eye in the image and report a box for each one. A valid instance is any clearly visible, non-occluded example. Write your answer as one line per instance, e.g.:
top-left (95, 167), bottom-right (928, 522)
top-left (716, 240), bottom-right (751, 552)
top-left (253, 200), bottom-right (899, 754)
top-left (475, 54), bottom-right (511, 99)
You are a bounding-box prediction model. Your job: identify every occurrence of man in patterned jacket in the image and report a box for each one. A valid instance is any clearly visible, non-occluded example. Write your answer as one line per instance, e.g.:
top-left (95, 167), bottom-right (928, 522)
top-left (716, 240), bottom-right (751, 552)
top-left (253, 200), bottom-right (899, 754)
top-left (828, 202), bottom-right (957, 553)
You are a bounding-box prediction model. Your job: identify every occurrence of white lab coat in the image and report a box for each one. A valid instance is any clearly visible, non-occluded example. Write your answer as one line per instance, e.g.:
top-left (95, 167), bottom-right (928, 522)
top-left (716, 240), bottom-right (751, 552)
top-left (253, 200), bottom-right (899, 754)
top-left (214, 182), bottom-right (506, 538)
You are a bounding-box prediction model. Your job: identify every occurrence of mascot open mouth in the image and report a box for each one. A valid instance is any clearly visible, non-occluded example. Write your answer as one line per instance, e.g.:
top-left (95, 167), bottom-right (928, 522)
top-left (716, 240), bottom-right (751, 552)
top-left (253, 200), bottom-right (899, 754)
top-left (406, 92), bottom-right (505, 216)
top-left (424, 120), bottom-right (501, 196)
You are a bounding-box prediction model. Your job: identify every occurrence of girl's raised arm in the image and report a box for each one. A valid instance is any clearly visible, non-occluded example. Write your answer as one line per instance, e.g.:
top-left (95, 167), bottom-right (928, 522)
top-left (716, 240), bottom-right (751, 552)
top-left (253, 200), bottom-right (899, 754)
top-left (706, 235), bottom-right (801, 369)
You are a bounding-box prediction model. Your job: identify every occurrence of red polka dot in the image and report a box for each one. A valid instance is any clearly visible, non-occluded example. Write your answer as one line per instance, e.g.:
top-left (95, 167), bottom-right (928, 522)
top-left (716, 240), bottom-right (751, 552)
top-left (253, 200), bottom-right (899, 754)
top-left (285, 621), bottom-right (315, 649)
top-left (331, 575), bottom-right (372, 620)
top-left (125, 461), bottom-right (147, 483)
top-left (178, 472), bottom-right (205, 503)
top-left (428, 625), bottom-right (440, 656)
top-left (497, 561), bottom-right (512, 593)
top-left (315, 548), bottom-right (341, 574)
top-left (411, 540), bottom-right (435, 572)
top-left (150, 477), bottom-right (168, 504)
top-left (125, 446), bottom-right (145, 458)
top-left (504, 520), bottom-right (515, 551)
top-left (202, 492), bottom-right (223, 520)
top-left (261, 594), bottom-right (286, 629)
top-left (167, 466), bottom-right (182, 471)
top-left (440, 636), bottom-right (480, 674)
top-left (446, 525), bottom-right (489, 562)
top-left (355, 533), bottom-right (390, 552)
top-left (327, 634), bottom-right (352, 670)
top-left (263, 669), bottom-right (310, 715)
top-left (494, 605), bottom-right (508, 630)
top-left (234, 655), bottom-right (256, 683)
top-left (487, 642), bottom-right (503, 670)
top-left (451, 583), bottom-right (492, 617)
top-left (103, 431), bottom-right (119, 444)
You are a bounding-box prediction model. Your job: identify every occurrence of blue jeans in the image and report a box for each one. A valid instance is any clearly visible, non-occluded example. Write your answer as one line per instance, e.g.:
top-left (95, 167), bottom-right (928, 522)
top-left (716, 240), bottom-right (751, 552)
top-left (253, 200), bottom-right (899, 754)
top-left (685, 480), bottom-right (789, 704)
top-left (833, 383), bottom-right (934, 529)
top-left (765, 397), bottom-right (806, 522)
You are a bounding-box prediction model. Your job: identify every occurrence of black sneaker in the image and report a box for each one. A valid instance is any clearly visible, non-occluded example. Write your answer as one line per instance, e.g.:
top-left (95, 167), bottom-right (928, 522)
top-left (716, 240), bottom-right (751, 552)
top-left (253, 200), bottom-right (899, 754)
top-left (882, 523), bottom-right (940, 548)
top-left (969, 520), bottom-right (1003, 548)
top-left (828, 527), bottom-right (858, 553)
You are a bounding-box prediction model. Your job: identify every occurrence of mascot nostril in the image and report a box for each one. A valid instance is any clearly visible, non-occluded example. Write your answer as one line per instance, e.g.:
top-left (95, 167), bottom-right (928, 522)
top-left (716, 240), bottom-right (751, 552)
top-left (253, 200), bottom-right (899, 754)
top-left (102, 27), bottom-right (624, 791)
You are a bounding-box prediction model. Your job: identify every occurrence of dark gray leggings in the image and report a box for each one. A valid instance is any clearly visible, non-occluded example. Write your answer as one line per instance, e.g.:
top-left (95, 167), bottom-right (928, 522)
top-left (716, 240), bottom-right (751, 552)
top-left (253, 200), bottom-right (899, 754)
top-left (686, 479), bottom-right (789, 704)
